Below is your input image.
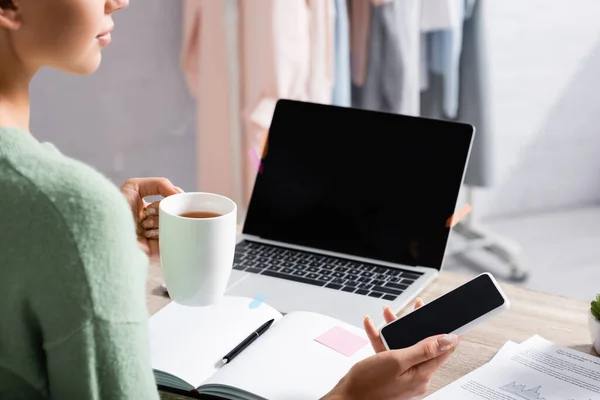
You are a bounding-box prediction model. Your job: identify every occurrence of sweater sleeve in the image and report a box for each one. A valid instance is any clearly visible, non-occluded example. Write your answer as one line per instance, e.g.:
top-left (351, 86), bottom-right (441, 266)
top-left (45, 319), bottom-right (157, 400)
top-left (13, 158), bottom-right (161, 400)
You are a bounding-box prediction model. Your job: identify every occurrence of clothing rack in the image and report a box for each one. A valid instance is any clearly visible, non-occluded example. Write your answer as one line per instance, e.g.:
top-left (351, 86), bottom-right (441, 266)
top-left (449, 190), bottom-right (528, 282)
top-left (222, 0), bottom-right (528, 282)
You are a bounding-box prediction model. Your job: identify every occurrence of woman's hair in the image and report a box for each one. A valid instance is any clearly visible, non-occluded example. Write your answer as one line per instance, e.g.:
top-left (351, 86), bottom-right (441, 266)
top-left (0, 0), bottom-right (15, 9)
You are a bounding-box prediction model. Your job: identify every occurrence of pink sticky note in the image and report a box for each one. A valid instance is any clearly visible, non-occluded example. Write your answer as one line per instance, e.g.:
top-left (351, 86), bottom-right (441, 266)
top-left (248, 149), bottom-right (264, 174)
top-left (314, 326), bottom-right (369, 356)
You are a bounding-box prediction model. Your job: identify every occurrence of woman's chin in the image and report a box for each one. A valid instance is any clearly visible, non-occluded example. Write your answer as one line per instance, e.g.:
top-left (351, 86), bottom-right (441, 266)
top-left (77, 55), bottom-right (102, 75)
top-left (59, 53), bottom-right (102, 76)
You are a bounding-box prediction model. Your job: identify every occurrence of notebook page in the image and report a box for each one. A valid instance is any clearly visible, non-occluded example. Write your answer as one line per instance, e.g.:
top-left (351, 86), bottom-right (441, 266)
top-left (202, 311), bottom-right (375, 399)
top-left (149, 296), bottom-right (282, 389)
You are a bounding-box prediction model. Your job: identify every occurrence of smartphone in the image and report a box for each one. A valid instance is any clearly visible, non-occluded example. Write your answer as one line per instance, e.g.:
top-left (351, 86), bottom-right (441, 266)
top-left (380, 272), bottom-right (509, 350)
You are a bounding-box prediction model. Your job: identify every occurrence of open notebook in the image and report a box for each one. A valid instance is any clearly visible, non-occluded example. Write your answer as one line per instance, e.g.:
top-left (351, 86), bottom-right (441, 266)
top-left (149, 296), bottom-right (374, 400)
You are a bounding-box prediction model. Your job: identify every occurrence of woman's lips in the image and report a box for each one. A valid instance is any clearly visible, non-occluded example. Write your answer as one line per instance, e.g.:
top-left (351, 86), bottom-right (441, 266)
top-left (96, 32), bottom-right (112, 47)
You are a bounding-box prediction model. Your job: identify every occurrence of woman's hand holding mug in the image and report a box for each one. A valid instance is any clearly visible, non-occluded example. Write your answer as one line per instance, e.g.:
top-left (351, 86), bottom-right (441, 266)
top-left (120, 177), bottom-right (184, 259)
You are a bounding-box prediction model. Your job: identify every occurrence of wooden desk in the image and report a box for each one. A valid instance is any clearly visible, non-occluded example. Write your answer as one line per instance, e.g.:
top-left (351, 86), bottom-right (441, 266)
top-left (411, 272), bottom-right (593, 397)
top-left (147, 262), bottom-right (594, 399)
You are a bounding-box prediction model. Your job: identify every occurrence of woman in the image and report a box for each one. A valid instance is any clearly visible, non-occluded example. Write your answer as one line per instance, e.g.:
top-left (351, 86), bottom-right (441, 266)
top-left (0, 0), bottom-right (458, 399)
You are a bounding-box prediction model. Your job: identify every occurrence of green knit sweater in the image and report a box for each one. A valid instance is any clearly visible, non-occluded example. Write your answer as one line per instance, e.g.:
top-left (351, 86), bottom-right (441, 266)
top-left (0, 128), bottom-right (159, 399)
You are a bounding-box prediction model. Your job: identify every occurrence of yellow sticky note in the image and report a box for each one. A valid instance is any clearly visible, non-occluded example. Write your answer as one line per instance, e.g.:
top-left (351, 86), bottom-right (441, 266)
top-left (446, 203), bottom-right (472, 228)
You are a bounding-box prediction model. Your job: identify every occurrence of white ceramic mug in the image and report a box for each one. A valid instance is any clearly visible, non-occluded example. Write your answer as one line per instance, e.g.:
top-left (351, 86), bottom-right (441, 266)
top-left (159, 192), bottom-right (237, 306)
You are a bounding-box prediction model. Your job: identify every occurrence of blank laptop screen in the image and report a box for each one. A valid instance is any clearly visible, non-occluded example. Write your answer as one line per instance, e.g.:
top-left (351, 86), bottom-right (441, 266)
top-left (243, 100), bottom-right (474, 270)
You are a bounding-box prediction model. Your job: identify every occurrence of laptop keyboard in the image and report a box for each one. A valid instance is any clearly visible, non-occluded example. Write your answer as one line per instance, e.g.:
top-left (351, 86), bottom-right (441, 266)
top-left (233, 240), bottom-right (424, 301)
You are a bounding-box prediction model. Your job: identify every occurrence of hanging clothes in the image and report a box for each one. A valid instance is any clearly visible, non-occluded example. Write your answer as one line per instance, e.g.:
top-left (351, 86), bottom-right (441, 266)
top-left (465, 0), bottom-right (477, 17)
top-left (239, 0), bottom-right (310, 203)
top-left (349, 0), bottom-right (371, 88)
top-left (240, 0), bottom-right (334, 202)
top-left (419, 0), bottom-right (465, 95)
top-left (421, 0), bottom-right (492, 187)
top-left (421, 0), bottom-right (466, 119)
top-left (351, 0), bottom-right (421, 116)
top-left (420, 0), bottom-right (464, 31)
top-left (332, 0), bottom-right (351, 106)
top-left (181, 0), bottom-right (237, 202)
top-left (181, 0), bottom-right (335, 207)
top-left (308, 0), bottom-right (335, 105)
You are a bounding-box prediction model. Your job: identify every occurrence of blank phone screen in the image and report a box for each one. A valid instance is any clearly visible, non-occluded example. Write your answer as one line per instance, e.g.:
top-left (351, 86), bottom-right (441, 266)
top-left (381, 274), bottom-right (506, 350)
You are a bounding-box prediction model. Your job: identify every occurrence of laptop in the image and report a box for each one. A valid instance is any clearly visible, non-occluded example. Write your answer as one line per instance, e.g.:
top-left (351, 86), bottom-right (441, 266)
top-left (225, 100), bottom-right (474, 328)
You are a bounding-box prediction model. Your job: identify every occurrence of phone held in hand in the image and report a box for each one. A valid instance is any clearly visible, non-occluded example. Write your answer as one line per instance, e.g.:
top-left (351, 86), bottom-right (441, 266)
top-left (380, 273), bottom-right (510, 350)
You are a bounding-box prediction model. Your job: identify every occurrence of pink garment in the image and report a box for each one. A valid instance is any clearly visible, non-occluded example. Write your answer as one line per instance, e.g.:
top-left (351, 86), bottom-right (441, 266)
top-left (349, 0), bottom-right (370, 86)
top-left (350, 0), bottom-right (395, 87)
top-left (181, 0), bottom-right (236, 202)
top-left (239, 0), bottom-right (309, 203)
top-left (241, 0), bottom-right (334, 202)
top-left (182, 0), bottom-right (335, 207)
top-left (308, 0), bottom-right (335, 104)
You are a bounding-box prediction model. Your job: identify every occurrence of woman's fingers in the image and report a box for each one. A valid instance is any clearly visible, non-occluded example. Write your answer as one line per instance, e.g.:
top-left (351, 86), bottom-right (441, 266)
top-left (140, 201), bottom-right (160, 239)
top-left (383, 305), bottom-right (397, 324)
top-left (364, 301), bottom-right (429, 355)
top-left (123, 177), bottom-right (183, 199)
top-left (143, 201), bottom-right (160, 218)
top-left (141, 216), bottom-right (158, 229)
top-left (148, 238), bottom-right (160, 260)
top-left (414, 297), bottom-right (424, 310)
top-left (399, 334), bottom-right (458, 369)
top-left (412, 345), bottom-right (456, 378)
top-left (365, 305), bottom-right (398, 353)
top-left (141, 202), bottom-right (161, 236)
top-left (363, 315), bottom-right (387, 353)
top-left (143, 229), bottom-right (159, 239)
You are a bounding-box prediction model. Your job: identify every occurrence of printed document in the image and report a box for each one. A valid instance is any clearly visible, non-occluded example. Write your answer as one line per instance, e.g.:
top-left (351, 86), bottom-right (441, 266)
top-left (426, 335), bottom-right (600, 399)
